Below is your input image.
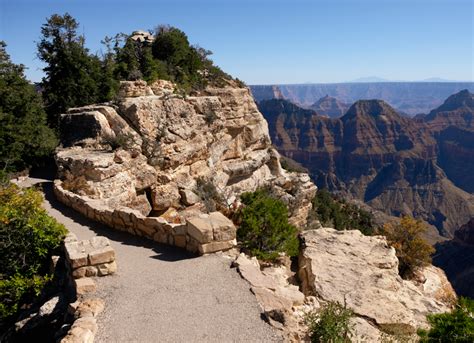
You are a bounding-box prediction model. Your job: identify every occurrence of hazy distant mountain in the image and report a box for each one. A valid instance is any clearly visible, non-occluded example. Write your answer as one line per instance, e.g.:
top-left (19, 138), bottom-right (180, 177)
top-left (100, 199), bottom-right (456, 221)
top-left (350, 76), bottom-right (390, 82)
top-left (250, 82), bottom-right (474, 116)
top-left (421, 77), bottom-right (459, 82)
top-left (309, 95), bottom-right (350, 118)
top-left (351, 77), bottom-right (460, 83)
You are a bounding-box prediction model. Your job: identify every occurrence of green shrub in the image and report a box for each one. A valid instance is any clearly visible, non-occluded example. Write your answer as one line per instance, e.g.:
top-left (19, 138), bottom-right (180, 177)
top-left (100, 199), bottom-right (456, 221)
top-left (305, 301), bottom-right (354, 343)
top-left (382, 216), bottom-right (434, 279)
top-left (418, 297), bottom-right (474, 342)
top-left (236, 189), bottom-right (299, 261)
top-left (0, 182), bottom-right (66, 322)
top-left (311, 189), bottom-right (376, 235)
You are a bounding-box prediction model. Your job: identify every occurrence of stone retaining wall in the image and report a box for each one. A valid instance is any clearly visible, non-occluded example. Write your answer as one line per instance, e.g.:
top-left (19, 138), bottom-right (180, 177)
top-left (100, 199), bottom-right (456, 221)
top-left (64, 234), bottom-right (117, 280)
top-left (54, 180), bottom-right (236, 254)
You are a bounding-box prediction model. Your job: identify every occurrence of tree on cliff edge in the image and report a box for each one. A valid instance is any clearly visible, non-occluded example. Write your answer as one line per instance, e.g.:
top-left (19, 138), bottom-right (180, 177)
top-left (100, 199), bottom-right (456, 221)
top-left (0, 42), bottom-right (57, 172)
top-left (37, 13), bottom-right (107, 127)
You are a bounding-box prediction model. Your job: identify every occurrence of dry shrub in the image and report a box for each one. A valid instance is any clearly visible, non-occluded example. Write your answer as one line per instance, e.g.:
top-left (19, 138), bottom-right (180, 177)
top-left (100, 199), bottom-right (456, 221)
top-left (382, 216), bottom-right (435, 279)
top-left (61, 170), bottom-right (93, 196)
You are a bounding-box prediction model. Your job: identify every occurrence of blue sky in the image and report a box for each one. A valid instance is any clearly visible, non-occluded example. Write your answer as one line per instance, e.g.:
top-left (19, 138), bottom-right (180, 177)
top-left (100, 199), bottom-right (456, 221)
top-left (0, 0), bottom-right (472, 84)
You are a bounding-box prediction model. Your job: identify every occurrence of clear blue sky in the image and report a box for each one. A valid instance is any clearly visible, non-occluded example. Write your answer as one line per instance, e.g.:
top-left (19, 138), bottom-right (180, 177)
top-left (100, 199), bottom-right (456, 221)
top-left (0, 0), bottom-right (472, 84)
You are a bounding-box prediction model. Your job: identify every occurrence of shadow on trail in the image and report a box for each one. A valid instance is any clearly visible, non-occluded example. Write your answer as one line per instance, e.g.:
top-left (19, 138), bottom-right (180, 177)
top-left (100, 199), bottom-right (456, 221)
top-left (31, 172), bottom-right (196, 263)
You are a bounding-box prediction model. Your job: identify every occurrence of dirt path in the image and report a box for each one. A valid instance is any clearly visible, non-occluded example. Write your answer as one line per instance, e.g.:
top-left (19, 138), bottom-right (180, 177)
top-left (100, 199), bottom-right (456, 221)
top-left (22, 177), bottom-right (281, 342)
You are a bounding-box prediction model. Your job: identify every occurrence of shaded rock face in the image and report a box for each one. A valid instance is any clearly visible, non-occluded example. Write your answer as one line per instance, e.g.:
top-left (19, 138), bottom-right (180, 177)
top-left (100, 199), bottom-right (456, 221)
top-left (55, 81), bottom-right (316, 247)
top-left (434, 218), bottom-right (474, 298)
top-left (423, 90), bottom-right (474, 193)
top-left (299, 228), bottom-right (455, 339)
top-left (309, 95), bottom-right (350, 118)
top-left (258, 94), bottom-right (474, 237)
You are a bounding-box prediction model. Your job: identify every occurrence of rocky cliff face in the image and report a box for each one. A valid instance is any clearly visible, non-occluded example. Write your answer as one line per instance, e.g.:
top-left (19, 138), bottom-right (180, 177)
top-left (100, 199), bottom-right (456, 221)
top-left (309, 95), bottom-right (349, 118)
top-left (258, 94), bottom-right (474, 237)
top-left (422, 90), bottom-right (474, 193)
top-left (434, 218), bottom-right (474, 298)
top-left (55, 80), bottom-right (316, 253)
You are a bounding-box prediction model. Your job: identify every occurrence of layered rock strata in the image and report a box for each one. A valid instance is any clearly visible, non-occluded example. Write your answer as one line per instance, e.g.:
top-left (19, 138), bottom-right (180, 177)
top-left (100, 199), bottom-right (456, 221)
top-left (55, 80), bottom-right (316, 254)
top-left (258, 95), bottom-right (474, 236)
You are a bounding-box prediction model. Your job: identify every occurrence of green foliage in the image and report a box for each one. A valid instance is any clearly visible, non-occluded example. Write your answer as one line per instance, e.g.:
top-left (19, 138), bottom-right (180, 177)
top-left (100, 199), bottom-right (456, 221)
top-left (113, 33), bottom-right (168, 82)
top-left (37, 14), bottom-right (237, 120)
top-left (305, 301), bottom-right (354, 343)
top-left (0, 182), bottom-right (66, 322)
top-left (37, 13), bottom-right (114, 127)
top-left (236, 189), bottom-right (299, 261)
top-left (152, 26), bottom-right (206, 91)
top-left (418, 297), bottom-right (474, 342)
top-left (311, 189), bottom-right (376, 235)
top-left (0, 41), bottom-right (57, 172)
top-left (382, 216), bottom-right (435, 279)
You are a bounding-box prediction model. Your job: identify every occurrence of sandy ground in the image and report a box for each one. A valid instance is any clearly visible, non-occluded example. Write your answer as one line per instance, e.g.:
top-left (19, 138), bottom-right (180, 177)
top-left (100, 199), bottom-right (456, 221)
top-left (20, 176), bottom-right (281, 343)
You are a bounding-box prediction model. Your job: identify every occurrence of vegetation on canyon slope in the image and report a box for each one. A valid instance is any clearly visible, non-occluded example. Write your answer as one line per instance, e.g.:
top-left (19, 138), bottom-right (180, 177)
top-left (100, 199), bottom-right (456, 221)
top-left (418, 297), bottom-right (474, 342)
top-left (0, 181), bottom-right (66, 324)
top-left (311, 188), bottom-right (377, 235)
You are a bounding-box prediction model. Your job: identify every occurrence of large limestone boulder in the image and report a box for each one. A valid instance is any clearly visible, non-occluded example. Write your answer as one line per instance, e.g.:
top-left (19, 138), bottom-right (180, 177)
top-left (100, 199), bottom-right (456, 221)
top-left (299, 228), bottom-right (455, 337)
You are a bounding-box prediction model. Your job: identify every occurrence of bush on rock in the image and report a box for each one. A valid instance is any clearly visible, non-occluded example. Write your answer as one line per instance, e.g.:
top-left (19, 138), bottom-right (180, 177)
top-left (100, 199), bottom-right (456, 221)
top-left (236, 189), bottom-right (299, 261)
top-left (382, 216), bottom-right (434, 279)
top-left (418, 297), bottom-right (474, 342)
top-left (305, 301), bottom-right (354, 343)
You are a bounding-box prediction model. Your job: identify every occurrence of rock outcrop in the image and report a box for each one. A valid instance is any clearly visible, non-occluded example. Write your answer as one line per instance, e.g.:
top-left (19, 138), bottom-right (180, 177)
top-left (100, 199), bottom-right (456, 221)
top-left (55, 80), bottom-right (316, 254)
top-left (299, 228), bottom-right (455, 340)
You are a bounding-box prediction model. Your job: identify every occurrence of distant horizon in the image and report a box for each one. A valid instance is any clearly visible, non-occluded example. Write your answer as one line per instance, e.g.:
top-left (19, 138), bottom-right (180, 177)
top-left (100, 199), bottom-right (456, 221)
top-left (249, 79), bottom-right (474, 86)
top-left (1, 0), bottom-right (472, 84)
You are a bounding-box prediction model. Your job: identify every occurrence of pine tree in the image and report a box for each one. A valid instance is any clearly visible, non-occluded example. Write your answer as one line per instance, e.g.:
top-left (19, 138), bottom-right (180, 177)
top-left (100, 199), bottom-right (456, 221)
top-left (37, 13), bottom-right (105, 128)
top-left (0, 41), bottom-right (57, 172)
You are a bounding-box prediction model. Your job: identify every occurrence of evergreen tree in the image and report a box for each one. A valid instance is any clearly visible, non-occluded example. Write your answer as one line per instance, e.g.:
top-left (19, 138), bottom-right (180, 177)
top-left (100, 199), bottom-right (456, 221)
top-left (37, 13), bottom-right (105, 127)
top-left (0, 42), bottom-right (57, 172)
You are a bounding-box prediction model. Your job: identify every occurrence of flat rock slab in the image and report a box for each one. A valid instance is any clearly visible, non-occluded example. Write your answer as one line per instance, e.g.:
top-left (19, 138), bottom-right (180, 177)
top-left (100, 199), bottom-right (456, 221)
top-left (299, 228), bottom-right (454, 332)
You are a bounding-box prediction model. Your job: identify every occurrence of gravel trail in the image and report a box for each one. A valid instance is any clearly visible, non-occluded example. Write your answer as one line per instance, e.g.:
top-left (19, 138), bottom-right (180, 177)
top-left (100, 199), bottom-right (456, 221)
top-left (22, 177), bottom-right (281, 343)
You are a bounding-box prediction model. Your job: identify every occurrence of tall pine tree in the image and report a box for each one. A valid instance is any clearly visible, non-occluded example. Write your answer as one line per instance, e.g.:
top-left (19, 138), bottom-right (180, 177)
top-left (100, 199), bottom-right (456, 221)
top-left (37, 13), bottom-right (105, 128)
top-left (0, 42), bottom-right (57, 172)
